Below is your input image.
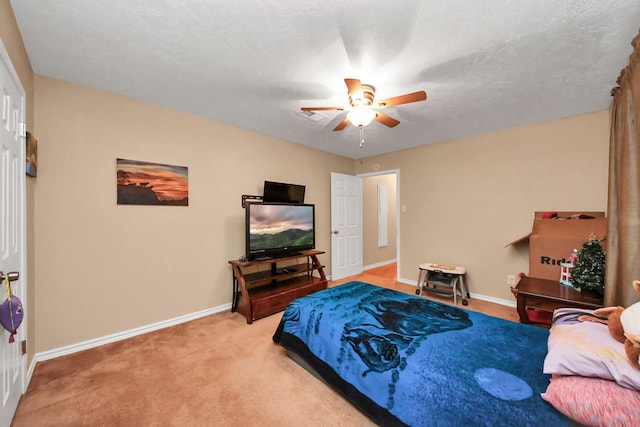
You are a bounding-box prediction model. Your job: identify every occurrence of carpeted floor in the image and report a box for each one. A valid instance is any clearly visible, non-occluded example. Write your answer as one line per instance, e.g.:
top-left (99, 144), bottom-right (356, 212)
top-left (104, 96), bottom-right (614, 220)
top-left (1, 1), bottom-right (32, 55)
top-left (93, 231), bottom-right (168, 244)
top-left (12, 264), bottom-right (518, 426)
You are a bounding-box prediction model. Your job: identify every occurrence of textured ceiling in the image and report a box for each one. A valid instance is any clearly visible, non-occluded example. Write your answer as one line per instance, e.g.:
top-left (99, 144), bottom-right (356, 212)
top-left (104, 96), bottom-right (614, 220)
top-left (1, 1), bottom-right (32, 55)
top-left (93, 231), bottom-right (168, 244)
top-left (9, 0), bottom-right (640, 159)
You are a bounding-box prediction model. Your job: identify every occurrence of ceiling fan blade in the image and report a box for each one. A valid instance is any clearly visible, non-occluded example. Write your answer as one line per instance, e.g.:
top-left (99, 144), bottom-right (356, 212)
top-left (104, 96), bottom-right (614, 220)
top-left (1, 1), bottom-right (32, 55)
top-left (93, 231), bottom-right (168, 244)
top-left (376, 91), bottom-right (427, 108)
top-left (344, 78), bottom-right (363, 97)
top-left (301, 106), bottom-right (345, 111)
top-left (374, 112), bottom-right (400, 128)
top-left (333, 118), bottom-right (350, 131)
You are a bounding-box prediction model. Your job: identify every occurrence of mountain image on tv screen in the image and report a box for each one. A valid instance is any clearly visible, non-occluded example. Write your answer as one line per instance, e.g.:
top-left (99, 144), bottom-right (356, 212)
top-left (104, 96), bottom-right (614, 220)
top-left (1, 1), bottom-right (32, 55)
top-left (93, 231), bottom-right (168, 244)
top-left (249, 205), bottom-right (314, 250)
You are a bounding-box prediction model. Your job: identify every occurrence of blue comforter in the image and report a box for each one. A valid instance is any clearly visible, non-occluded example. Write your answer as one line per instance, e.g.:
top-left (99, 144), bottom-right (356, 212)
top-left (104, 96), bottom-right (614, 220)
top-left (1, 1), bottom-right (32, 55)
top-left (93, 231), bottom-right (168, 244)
top-left (273, 281), bottom-right (567, 426)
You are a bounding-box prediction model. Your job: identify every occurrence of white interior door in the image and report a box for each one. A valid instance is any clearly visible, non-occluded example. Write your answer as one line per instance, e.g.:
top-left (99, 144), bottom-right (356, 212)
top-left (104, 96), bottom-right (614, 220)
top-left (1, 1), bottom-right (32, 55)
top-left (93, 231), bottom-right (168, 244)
top-left (0, 40), bottom-right (26, 426)
top-left (330, 172), bottom-right (362, 280)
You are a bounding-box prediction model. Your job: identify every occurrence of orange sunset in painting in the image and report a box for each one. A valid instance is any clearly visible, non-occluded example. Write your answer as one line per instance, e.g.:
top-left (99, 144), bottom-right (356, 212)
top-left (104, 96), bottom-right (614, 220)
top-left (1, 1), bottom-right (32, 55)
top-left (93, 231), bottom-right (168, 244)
top-left (116, 158), bottom-right (188, 206)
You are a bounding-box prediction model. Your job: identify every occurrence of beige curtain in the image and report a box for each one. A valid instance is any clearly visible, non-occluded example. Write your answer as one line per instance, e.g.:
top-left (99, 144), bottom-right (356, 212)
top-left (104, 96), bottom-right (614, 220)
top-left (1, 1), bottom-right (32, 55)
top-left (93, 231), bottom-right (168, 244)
top-left (606, 32), bottom-right (640, 307)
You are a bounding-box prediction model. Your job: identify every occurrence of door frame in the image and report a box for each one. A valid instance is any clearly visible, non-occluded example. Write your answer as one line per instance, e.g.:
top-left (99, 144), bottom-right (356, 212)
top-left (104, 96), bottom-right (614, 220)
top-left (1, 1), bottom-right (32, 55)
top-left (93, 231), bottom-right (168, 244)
top-left (0, 37), bottom-right (28, 425)
top-left (330, 172), bottom-right (363, 280)
top-left (358, 169), bottom-right (401, 278)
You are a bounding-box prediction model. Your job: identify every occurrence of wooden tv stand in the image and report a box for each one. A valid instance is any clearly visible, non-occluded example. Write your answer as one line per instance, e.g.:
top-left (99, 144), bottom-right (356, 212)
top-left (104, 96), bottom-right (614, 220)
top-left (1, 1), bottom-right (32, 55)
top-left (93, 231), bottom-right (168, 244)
top-left (228, 250), bottom-right (327, 324)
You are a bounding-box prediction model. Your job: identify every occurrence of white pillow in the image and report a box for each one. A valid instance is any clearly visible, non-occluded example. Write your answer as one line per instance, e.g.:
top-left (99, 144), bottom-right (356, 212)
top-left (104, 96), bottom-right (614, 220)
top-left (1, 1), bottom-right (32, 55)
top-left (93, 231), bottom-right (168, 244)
top-left (543, 308), bottom-right (640, 391)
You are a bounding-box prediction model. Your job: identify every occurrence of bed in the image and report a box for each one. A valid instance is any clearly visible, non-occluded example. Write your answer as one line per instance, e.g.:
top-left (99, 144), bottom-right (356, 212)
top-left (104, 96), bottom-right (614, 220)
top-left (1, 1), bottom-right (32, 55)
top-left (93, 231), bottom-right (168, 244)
top-left (272, 281), bottom-right (568, 426)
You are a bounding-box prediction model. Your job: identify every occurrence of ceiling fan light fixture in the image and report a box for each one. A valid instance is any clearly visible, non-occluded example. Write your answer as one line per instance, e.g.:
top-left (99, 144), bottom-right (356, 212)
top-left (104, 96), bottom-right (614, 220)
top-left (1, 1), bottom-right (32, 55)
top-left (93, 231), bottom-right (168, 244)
top-left (347, 108), bottom-right (376, 128)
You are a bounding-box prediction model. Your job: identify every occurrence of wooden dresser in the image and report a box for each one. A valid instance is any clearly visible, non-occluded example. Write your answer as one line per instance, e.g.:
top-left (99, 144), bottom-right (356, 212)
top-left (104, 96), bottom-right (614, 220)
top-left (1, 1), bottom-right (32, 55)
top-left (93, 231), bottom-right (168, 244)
top-left (512, 276), bottom-right (603, 325)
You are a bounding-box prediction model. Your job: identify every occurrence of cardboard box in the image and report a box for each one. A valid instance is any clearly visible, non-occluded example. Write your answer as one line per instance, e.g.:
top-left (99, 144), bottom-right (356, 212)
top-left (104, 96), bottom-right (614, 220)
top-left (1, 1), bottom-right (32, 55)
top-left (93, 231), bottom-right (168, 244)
top-left (507, 212), bottom-right (607, 281)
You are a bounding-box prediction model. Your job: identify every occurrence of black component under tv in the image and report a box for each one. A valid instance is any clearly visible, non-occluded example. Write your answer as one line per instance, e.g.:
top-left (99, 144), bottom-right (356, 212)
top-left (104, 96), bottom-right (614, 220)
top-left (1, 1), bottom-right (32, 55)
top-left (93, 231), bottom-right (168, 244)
top-left (263, 181), bottom-right (305, 204)
top-left (245, 202), bottom-right (315, 261)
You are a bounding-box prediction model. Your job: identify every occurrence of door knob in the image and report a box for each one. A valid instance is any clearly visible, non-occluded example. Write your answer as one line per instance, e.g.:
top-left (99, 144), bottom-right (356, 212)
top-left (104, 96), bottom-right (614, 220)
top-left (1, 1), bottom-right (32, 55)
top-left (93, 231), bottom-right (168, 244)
top-left (0, 272), bottom-right (19, 283)
top-left (332, 230), bottom-right (339, 235)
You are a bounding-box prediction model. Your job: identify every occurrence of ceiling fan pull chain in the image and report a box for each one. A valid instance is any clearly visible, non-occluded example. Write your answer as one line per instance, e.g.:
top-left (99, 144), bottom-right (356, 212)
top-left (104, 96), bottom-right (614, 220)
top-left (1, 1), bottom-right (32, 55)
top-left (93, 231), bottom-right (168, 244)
top-left (359, 126), bottom-right (365, 148)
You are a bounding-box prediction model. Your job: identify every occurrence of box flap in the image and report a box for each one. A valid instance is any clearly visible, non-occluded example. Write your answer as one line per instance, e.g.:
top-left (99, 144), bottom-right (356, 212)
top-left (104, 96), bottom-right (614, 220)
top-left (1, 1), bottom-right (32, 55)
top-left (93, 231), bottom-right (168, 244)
top-left (505, 212), bottom-right (606, 248)
top-left (505, 233), bottom-right (531, 247)
top-left (532, 217), bottom-right (607, 240)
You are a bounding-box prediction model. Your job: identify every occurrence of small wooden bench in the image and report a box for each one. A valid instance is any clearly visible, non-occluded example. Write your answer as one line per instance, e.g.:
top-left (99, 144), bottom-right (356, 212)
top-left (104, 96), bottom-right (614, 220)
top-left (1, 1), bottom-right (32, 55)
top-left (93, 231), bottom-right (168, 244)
top-left (416, 263), bottom-right (469, 306)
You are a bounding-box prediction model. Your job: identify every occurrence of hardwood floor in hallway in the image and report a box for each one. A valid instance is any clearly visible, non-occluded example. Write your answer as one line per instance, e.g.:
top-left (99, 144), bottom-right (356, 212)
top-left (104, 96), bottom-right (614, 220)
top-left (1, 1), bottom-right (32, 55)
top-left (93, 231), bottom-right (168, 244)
top-left (330, 262), bottom-right (520, 323)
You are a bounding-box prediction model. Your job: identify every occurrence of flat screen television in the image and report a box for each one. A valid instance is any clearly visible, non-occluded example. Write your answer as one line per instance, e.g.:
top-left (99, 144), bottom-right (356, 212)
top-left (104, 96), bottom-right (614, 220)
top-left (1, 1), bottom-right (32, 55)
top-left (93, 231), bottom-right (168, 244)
top-left (263, 181), bottom-right (305, 204)
top-left (245, 202), bottom-right (315, 260)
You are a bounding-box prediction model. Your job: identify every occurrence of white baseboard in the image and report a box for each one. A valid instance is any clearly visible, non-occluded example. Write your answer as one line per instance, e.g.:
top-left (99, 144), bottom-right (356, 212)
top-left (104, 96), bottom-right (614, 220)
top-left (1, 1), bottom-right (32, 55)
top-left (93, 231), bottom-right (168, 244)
top-left (363, 259), bottom-right (397, 270)
top-left (398, 277), bottom-right (516, 308)
top-left (31, 303), bottom-right (232, 365)
top-left (24, 303), bottom-right (231, 397)
top-left (327, 273), bottom-right (515, 308)
top-left (24, 282), bottom-right (515, 394)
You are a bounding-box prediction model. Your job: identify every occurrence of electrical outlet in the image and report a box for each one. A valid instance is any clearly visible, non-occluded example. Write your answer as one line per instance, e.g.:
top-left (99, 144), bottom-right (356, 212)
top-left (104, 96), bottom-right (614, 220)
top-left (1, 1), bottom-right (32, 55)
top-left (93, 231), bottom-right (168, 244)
top-left (507, 275), bottom-right (517, 286)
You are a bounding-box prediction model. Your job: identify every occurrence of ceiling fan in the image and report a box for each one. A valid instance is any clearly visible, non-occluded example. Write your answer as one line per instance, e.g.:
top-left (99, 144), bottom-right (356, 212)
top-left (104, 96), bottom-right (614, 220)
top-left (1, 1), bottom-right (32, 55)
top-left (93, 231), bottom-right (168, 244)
top-left (301, 78), bottom-right (427, 132)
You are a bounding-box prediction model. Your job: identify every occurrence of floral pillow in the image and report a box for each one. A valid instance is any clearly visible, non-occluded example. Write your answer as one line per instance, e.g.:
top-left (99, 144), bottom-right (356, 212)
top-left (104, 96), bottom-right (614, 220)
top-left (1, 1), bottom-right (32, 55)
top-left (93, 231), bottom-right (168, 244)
top-left (542, 375), bottom-right (640, 427)
top-left (543, 307), bottom-right (640, 391)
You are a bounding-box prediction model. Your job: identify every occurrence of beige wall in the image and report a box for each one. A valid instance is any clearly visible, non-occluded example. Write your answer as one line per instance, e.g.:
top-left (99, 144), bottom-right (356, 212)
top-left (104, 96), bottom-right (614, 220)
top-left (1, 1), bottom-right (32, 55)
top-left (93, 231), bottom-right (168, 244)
top-left (1, 0), bottom-right (36, 364)
top-left (357, 111), bottom-right (609, 302)
top-left (362, 173), bottom-right (397, 266)
top-left (0, 1), bottom-right (32, 113)
top-left (32, 76), bottom-right (353, 352)
top-left (1, 0), bottom-right (612, 356)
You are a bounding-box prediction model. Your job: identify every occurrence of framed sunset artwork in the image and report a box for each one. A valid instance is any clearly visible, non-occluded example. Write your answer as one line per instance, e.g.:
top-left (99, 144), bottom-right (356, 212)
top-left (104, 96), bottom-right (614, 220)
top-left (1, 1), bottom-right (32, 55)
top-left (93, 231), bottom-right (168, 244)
top-left (116, 158), bottom-right (188, 206)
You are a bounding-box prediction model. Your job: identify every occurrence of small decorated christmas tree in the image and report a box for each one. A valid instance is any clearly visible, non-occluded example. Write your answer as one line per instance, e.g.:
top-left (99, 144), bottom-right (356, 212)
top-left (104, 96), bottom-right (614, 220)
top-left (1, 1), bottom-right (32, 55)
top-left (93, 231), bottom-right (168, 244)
top-left (570, 236), bottom-right (605, 294)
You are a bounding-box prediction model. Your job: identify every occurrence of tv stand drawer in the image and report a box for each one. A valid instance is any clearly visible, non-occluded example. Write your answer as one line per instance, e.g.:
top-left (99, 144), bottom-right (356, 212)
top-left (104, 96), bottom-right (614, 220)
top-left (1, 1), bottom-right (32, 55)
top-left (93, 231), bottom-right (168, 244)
top-left (253, 293), bottom-right (293, 318)
top-left (229, 250), bottom-right (327, 324)
top-left (251, 279), bottom-right (327, 320)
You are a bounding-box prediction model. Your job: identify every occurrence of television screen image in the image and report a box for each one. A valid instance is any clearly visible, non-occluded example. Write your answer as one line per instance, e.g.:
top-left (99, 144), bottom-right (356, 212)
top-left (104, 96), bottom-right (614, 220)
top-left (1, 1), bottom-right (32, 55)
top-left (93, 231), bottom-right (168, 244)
top-left (263, 181), bottom-right (305, 204)
top-left (246, 203), bottom-right (315, 260)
